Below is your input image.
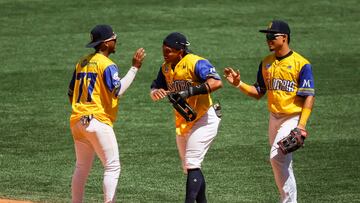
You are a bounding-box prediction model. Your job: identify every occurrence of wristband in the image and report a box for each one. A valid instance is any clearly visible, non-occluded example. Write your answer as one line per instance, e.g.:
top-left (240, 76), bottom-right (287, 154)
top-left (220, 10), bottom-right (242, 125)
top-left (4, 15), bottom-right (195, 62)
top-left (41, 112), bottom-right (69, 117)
top-left (129, 66), bottom-right (138, 74)
top-left (189, 83), bottom-right (209, 96)
top-left (236, 81), bottom-right (242, 88)
top-left (238, 81), bottom-right (253, 93)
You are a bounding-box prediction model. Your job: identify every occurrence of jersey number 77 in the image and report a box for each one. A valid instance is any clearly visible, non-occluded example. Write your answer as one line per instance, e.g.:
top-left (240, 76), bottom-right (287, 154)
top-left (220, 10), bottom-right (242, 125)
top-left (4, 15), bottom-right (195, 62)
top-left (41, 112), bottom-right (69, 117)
top-left (76, 72), bottom-right (98, 103)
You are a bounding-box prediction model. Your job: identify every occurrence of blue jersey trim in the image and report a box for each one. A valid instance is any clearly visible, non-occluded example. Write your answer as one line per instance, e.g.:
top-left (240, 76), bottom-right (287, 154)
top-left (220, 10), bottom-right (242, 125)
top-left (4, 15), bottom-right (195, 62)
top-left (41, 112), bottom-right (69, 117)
top-left (297, 64), bottom-right (315, 96)
top-left (68, 69), bottom-right (76, 96)
top-left (103, 64), bottom-right (120, 92)
top-left (194, 59), bottom-right (220, 82)
top-left (255, 62), bottom-right (266, 94)
top-left (151, 67), bottom-right (168, 90)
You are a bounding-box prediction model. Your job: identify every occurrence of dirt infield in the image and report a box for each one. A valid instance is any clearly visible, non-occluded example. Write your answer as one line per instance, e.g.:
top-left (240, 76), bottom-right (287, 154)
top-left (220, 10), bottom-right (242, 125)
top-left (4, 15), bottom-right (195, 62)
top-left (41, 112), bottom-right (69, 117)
top-left (0, 199), bottom-right (33, 203)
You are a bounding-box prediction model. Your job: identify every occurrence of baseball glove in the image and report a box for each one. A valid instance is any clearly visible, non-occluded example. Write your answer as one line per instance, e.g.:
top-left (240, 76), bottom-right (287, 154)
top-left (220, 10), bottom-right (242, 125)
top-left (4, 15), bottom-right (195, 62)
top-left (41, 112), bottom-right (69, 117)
top-left (168, 92), bottom-right (197, 122)
top-left (277, 128), bottom-right (308, 154)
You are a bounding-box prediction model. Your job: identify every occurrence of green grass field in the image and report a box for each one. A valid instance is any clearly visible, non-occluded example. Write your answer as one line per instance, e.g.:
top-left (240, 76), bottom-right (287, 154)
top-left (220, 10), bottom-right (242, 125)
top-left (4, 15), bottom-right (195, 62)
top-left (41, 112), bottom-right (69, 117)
top-left (0, 0), bottom-right (359, 202)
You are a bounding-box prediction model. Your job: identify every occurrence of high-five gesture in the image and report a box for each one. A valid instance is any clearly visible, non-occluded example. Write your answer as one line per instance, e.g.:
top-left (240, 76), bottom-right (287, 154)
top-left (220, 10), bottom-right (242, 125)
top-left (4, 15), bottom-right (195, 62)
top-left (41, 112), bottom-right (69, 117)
top-left (132, 48), bottom-right (146, 69)
top-left (224, 67), bottom-right (241, 87)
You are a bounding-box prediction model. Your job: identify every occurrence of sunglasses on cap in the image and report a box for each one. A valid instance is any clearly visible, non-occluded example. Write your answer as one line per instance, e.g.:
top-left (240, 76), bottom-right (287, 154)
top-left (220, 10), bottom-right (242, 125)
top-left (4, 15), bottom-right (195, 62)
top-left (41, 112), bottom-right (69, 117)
top-left (104, 34), bottom-right (117, 42)
top-left (266, 33), bottom-right (285, 41)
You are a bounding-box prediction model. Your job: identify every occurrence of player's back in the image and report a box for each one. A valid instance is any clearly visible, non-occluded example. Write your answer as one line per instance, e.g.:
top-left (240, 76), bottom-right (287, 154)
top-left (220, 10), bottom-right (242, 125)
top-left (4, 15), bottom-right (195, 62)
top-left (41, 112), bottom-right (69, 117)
top-left (70, 53), bottom-right (118, 127)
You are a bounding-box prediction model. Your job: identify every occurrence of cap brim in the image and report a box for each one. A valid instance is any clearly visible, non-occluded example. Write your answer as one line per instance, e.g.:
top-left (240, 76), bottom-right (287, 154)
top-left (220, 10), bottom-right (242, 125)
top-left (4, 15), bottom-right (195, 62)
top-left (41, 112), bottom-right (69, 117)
top-left (86, 41), bottom-right (102, 48)
top-left (259, 29), bottom-right (280, 33)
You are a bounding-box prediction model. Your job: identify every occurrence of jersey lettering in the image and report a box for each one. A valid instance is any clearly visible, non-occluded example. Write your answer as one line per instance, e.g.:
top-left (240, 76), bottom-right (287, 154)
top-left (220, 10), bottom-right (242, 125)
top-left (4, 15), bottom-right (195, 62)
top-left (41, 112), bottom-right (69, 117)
top-left (259, 51), bottom-right (315, 114)
top-left (267, 78), bottom-right (295, 92)
top-left (167, 80), bottom-right (192, 92)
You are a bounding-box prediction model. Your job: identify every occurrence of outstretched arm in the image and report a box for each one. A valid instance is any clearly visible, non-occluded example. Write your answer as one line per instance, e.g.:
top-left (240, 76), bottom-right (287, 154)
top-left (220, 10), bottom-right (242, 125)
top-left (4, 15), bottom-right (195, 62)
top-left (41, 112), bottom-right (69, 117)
top-left (116, 48), bottom-right (146, 97)
top-left (206, 77), bottom-right (223, 93)
top-left (224, 67), bottom-right (263, 100)
top-left (177, 78), bottom-right (222, 100)
top-left (176, 59), bottom-right (223, 99)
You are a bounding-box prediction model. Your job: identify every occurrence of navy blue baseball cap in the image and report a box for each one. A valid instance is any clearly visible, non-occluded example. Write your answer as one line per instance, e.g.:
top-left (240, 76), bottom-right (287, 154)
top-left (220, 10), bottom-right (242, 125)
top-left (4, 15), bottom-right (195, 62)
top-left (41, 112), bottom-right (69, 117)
top-left (86, 24), bottom-right (116, 48)
top-left (163, 32), bottom-right (190, 52)
top-left (259, 20), bottom-right (291, 35)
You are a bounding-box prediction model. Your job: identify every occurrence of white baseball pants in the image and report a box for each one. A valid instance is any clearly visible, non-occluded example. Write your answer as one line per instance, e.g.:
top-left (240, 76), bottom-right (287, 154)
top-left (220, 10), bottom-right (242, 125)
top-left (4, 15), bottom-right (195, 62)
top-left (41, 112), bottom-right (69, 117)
top-left (269, 113), bottom-right (300, 203)
top-left (176, 107), bottom-right (221, 173)
top-left (71, 118), bottom-right (121, 203)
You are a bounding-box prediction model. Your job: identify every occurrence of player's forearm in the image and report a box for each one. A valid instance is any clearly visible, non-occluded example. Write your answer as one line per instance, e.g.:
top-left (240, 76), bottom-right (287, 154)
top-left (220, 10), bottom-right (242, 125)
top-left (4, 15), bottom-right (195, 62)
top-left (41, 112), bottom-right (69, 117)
top-left (117, 66), bottom-right (138, 97)
top-left (179, 78), bottom-right (222, 99)
top-left (238, 81), bottom-right (262, 100)
top-left (298, 96), bottom-right (315, 129)
top-left (206, 78), bottom-right (223, 93)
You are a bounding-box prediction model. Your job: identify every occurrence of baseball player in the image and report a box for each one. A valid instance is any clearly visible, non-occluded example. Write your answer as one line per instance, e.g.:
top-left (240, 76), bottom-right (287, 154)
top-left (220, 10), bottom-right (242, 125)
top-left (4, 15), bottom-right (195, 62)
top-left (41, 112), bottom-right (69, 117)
top-left (68, 24), bottom-right (146, 203)
top-left (150, 32), bottom-right (223, 203)
top-left (224, 20), bottom-right (315, 202)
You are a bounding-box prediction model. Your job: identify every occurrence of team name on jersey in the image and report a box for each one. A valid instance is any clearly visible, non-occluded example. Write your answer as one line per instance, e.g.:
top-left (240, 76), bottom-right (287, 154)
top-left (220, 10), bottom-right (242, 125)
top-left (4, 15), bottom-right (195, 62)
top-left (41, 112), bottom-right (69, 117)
top-left (167, 80), bottom-right (192, 92)
top-left (267, 78), bottom-right (295, 92)
top-left (81, 59), bottom-right (97, 69)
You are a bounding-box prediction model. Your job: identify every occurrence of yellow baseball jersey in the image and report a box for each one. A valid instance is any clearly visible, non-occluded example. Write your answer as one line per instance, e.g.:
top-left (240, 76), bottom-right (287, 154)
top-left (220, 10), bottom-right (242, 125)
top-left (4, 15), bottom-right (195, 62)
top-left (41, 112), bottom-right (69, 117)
top-left (151, 53), bottom-right (221, 135)
top-left (255, 51), bottom-right (315, 114)
top-left (68, 53), bottom-right (122, 127)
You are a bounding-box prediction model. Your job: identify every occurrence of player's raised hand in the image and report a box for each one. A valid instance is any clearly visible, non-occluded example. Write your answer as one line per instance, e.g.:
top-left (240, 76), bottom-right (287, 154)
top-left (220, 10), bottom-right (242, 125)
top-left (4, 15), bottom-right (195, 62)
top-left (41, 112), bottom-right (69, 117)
top-left (224, 67), bottom-right (241, 87)
top-left (150, 88), bottom-right (169, 101)
top-left (132, 48), bottom-right (146, 69)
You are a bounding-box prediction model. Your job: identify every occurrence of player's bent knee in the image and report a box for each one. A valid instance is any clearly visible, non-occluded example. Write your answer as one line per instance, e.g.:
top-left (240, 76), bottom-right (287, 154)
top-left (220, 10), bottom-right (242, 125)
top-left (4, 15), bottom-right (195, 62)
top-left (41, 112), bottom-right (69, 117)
top-left (104, 160), bottom-right (121, 173)
top-left (270, 153), bottom-right (286, 164)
